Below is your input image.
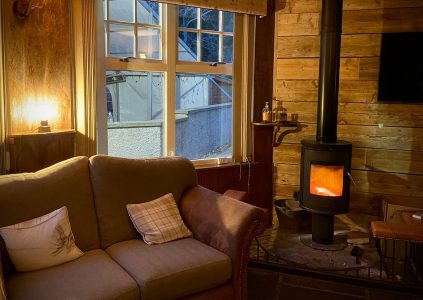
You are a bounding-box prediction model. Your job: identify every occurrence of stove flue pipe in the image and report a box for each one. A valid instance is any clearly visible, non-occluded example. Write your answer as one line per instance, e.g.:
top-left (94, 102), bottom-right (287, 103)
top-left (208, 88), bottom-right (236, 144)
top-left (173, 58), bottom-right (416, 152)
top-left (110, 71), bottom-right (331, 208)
top-left (316, 0), bottom-right (343, 143)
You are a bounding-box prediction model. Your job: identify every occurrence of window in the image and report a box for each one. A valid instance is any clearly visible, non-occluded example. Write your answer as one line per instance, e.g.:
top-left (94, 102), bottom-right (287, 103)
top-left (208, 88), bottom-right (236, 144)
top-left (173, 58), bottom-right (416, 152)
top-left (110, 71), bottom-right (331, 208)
top-left (105, 0), bottom-right (162, 59)
top-left (178, 8), bottom-right (234, 63)
top-left (101, 0), bottom-right (250, 163)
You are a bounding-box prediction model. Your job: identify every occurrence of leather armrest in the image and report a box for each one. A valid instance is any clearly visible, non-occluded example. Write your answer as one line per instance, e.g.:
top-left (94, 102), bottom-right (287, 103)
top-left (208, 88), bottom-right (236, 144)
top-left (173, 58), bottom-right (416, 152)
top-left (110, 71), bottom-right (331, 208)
top-left (223, 189), bottom-right (248, 202)
top-left (371, 221), bottom-right (423, 242)
top-left (180, 185), bottom-right (266, 300)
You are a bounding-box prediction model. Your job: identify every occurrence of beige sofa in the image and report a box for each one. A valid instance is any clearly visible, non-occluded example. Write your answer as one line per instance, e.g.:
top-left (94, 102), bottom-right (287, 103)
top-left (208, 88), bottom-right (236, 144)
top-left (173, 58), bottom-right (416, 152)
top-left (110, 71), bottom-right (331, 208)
top-left (0, 155), bottom-right (265, 300)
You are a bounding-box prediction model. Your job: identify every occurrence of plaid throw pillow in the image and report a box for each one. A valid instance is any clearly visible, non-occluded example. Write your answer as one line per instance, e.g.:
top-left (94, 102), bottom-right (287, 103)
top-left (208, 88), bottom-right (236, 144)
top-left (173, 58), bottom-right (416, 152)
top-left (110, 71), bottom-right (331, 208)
top-left (127, 193), bottom-right (192, 245)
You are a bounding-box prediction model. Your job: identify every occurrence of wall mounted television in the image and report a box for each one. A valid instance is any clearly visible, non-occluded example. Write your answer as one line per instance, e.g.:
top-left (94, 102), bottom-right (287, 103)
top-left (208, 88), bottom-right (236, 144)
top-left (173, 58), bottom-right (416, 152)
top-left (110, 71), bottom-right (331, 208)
top-left (378, 32), bottom-right (423, 103)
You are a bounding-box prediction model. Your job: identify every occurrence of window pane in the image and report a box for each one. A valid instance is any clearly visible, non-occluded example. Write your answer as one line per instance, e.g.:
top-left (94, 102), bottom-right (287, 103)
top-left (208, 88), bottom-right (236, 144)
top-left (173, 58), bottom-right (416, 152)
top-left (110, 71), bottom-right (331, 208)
top-left (137, 27), bottom-right (161, 59)
top-left (201, 9), bottom-right (219, 31)
top-left (175, 73), bottom-right (232, 160)
top-left (201, 33), bottom-right (218, 62)
top-left (106, 71), bottom-right (164, 158)
top-left (103, 0), bottom-right (107, 20)
top-left (223, 35), bottom-right (233, 63)
top-left (137, 1), bottom-right (160, 25)
top-left (109, 0), bottom-right (134, 23)
top-left (109, 24), bottom-right (134, 57)
top-left (223, 12), bottom-right (234, 32)
top-left (178, 31), bottom-right (197, 61)
top-left (179, 6), bottom-right (198, 29)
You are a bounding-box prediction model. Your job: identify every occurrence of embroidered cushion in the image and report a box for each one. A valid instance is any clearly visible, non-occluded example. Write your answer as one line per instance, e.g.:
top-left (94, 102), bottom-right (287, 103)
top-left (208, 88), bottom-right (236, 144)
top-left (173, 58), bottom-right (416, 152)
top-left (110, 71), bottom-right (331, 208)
top-left (0, 206), bottom-right (83, 272)
top-left (127, 193), bottom-right (192, 245)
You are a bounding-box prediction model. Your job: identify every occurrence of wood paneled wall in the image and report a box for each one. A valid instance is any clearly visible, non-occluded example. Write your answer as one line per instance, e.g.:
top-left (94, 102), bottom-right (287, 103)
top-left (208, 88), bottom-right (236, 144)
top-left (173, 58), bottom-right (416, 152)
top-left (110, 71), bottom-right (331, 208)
top-left (3, 0), bottom-right (72, 134)
top-left (274, 0), bottom-right (423, 215)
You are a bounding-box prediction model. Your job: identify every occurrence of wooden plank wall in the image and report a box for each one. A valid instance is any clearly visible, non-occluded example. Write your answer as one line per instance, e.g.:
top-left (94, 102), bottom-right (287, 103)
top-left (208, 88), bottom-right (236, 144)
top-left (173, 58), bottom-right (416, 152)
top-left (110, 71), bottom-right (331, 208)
top-left (3, 0), bottom-right (72, 134)
top-left (274, 0), bottom-right (423, 215)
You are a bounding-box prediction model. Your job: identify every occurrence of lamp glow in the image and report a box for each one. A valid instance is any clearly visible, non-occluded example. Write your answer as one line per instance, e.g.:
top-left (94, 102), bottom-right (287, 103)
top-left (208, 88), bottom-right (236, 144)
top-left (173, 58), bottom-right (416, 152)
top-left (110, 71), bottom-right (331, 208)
top-left (13, 97), bottom-right (59, 133)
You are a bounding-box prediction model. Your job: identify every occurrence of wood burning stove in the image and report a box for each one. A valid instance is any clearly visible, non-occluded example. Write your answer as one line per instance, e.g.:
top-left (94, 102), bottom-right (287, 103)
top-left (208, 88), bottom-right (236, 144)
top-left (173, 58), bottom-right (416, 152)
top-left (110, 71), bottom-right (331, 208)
top-left (300, 140), bottom-right (352, 244)
top-left (299, 0), bottom-right (352, 245)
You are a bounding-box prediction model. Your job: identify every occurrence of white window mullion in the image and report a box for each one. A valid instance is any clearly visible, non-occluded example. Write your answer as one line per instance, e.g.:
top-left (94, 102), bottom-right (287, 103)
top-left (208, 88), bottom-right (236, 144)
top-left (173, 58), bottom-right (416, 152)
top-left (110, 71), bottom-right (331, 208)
top-left (160, 3), bottom-right (165, 61)
top-left (218, 11), bottom-right (223, 63)
top-left (134, 24), bottom-right (138, 58)
top-left (106, 1), bottom-right (110, 57)
top-left (134, 0), bottom-right (138, 58)
top-left (197, 7), bottom-right (201, 62)
top-left (164, 5), bottom-right (177, 156)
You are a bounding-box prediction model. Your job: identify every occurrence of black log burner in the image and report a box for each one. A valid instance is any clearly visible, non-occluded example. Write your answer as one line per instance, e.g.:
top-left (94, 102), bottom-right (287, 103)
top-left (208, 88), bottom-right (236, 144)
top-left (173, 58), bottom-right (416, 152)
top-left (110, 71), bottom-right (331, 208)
top-left (299, 0), bottom-right (352, 246)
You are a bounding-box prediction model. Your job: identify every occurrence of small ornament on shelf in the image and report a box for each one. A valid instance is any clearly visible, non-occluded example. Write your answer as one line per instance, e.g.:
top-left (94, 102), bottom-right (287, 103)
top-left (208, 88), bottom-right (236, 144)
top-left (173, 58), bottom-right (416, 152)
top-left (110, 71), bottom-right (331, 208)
top-left (262, 102), bottom-right (272, 123)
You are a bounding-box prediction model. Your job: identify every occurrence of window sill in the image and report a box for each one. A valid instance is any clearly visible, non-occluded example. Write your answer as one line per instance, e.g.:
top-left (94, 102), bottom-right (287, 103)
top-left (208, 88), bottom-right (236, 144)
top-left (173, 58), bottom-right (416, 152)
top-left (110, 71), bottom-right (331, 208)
top-left (195, 161), bottom-right (258, 171)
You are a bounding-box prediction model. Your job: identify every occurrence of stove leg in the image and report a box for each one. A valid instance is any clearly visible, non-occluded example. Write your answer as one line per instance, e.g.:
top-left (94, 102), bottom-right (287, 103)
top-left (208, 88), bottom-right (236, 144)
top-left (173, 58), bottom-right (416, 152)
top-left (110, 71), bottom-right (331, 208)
top-left (312, 213), bottom-right (334, 244)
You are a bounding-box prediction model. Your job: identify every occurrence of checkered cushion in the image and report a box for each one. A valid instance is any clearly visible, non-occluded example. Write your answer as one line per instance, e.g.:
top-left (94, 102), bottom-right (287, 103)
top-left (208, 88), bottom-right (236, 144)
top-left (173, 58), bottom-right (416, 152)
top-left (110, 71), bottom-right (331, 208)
top-left (127, 193), bottom-right (192, 245)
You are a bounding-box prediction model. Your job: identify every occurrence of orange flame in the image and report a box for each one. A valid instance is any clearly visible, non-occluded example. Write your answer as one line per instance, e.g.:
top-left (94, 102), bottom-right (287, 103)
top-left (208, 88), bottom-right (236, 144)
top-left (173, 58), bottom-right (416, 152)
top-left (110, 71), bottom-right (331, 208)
top-left (310, 164), bottom-right (344, 197)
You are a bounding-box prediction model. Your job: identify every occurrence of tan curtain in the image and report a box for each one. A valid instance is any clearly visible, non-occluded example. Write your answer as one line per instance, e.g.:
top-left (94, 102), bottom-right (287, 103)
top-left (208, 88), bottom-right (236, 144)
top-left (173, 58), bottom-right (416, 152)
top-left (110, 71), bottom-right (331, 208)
top-left (0, 3), bottom-right (6, 174)
top-left (73, 0), bottom-right (101, 157)
top-left (151, 0), bottom-right (267, 16)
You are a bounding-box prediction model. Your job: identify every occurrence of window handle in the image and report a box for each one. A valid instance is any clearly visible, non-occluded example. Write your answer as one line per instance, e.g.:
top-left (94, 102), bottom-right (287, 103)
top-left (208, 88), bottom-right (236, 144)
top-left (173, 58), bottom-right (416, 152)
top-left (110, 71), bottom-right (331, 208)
top-left (209, 62), bottom-right (226, 67)
top-left (120, 57), bottom-right (136, 62)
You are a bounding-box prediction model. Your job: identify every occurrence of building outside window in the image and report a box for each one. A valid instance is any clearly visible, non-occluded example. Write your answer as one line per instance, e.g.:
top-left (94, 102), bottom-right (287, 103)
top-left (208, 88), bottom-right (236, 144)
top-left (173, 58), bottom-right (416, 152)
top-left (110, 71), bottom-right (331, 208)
top-left (102, 0), bottom-right (249, 163)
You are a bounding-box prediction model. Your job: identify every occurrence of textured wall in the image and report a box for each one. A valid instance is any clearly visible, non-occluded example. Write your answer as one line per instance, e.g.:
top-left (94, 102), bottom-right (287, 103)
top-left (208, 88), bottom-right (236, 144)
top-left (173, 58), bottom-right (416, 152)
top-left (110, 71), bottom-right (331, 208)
top-left (4, 0), bottom-right (72, 134)
top-left (273, 0), bottom-right (423, 215)
top-left (176, 104), bottom-right (232, 160)
top-left (108, 104), bottom-right (232, 159)
top-left (108, 125), bottom-right (163, 158)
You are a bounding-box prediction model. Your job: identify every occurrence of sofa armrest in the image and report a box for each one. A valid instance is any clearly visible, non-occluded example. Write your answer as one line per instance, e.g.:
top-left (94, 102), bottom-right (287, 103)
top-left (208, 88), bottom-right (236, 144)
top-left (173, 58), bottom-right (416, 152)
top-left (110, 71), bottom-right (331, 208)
top-left (180, 186), bottom-right (266, 300)
top-left (0, 252), bottom-right (6, 300)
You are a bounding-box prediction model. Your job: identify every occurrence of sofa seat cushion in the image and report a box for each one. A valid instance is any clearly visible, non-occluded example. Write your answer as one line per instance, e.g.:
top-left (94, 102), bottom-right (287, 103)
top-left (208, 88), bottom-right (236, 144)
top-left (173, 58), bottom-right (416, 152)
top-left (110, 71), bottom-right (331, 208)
top-left (5, 249), bottom-right (139, 300)
top-left (106, 238), bottom-right (232, 300)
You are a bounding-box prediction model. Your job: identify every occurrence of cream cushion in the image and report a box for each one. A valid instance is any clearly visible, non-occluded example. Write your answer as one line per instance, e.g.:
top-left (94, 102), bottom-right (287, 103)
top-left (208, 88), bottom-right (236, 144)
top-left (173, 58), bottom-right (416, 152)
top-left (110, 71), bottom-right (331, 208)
top-left (127, 193), bottom-right (192, 244)
top-left (0, 206), bottom-right (83, 272)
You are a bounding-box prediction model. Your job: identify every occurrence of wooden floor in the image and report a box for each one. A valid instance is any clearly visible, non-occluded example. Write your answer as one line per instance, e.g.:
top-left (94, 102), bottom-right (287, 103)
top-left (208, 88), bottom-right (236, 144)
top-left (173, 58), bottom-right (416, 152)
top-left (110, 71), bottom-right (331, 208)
top-left (247, 267), bottom-right (423, 300)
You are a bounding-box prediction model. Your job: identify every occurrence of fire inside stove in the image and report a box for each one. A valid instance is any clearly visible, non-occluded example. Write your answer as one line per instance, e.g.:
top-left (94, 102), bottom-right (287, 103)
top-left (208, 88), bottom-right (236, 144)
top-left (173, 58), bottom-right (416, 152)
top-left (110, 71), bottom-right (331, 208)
top-left (310, 164), bottom-right (344, 197)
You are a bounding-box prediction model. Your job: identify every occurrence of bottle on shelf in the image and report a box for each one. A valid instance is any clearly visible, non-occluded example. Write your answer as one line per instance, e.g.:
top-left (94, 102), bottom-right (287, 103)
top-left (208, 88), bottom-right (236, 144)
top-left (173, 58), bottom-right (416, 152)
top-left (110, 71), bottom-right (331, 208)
top-left (262, 102), bottom-right (272, 123)
top-left (279, 107), bottom-right (288, 122)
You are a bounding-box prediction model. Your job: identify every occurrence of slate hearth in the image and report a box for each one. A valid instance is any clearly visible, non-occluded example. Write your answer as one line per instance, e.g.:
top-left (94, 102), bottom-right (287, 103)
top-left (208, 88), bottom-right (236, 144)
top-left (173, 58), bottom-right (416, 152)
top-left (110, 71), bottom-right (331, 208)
top-left (251, 212), bottom-right (382, 279)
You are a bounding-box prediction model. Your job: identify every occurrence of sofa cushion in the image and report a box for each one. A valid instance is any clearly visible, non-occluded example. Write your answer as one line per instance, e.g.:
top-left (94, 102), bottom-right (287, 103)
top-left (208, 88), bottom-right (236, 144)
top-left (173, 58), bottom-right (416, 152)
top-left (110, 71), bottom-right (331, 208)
top-left (127, 193), bottom-right (192, 244)
top-left (0, 206), bottom-right (83, 272)
top-left (0, 157), bottom-right (100, 275)
top-left (5, 249), bottom-right (139, 300)
top-left (106, 238), bottom-right (232, 300)
top-left (89, 155), bottom-right (198, 248)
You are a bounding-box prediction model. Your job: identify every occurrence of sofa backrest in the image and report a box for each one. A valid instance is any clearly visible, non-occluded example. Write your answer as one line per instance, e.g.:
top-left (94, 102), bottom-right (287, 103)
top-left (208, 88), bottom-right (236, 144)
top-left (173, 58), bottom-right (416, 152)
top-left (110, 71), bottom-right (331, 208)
top-left (89, 155), bottom-right (198, 249)
top-left (0, 156), bottom-right (101, 275)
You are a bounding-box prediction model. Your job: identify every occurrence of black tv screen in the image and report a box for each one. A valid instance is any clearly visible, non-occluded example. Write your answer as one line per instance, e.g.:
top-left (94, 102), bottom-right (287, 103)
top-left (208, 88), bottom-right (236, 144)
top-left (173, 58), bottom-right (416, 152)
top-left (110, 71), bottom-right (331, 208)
top-left (378, 32), bottom-right (423, 103)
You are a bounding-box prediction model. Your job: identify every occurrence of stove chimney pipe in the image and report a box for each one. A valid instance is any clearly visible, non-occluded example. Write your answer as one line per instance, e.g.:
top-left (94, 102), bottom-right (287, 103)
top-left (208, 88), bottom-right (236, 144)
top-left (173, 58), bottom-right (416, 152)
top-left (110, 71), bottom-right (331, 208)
top-left (316, 0), bottom-right (343, 143)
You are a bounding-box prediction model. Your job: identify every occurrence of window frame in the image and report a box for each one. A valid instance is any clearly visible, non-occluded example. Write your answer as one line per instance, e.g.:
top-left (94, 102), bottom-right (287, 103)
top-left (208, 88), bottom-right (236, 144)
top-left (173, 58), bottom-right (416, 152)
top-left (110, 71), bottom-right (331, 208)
top-left (104, 0), bottom-right (164, 60)
top-left (99, 1), bottom-right (252, 166)
top-left (177, 8), bottom-right (234, 63)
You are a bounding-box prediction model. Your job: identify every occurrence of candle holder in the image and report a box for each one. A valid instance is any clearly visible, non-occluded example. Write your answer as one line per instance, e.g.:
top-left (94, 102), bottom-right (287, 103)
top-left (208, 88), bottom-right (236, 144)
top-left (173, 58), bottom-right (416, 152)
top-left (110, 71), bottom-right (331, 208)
top-left (37, 120), bottom-right (51, 133)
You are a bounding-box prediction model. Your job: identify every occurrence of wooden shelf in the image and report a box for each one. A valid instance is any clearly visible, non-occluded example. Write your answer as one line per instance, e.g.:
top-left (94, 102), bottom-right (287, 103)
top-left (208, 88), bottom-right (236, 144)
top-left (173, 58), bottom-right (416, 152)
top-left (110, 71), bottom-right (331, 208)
top-left (253, 121), bottom-right (303, 147)
top-left (7, 130), bottom-right (75, 173)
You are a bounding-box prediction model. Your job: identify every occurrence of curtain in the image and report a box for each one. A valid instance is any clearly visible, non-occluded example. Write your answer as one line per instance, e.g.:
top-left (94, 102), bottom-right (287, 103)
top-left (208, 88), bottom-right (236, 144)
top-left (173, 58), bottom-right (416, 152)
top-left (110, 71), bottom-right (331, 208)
top-left (150, 0), bottom-right (267, 16)
top-left (73, 0), bottom-right (103, 157)
top-left (0, 3), bottom-right (6, 174)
